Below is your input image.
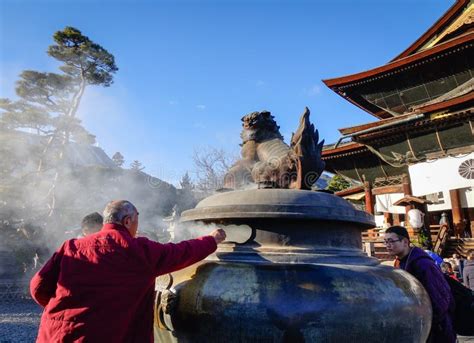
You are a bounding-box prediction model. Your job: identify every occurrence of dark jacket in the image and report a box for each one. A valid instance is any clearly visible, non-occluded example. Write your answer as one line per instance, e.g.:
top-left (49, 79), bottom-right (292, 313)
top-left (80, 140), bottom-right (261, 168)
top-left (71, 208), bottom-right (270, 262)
top-left (464, 260), bottom-right (474, 291)
top-left (398, 247), bottom-right (456, 343)
top-left (30, 223), bottom-right (217, 342)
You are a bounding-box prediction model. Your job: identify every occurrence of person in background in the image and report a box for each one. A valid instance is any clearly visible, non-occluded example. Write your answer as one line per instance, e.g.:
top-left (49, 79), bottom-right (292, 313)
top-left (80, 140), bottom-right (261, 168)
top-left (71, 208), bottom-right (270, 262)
top-left (80, 212), bottom-right (103, 237)
top-left (30, 200), bottom-right (226, 342)
top-left (445, 253), bottom-right (464, 279)
top-left (384, 225), bottom-right (455, 343)
top-left (440, 262), bottom-right (459, 282)
top-left (463, 251), bottom-right (474, 291)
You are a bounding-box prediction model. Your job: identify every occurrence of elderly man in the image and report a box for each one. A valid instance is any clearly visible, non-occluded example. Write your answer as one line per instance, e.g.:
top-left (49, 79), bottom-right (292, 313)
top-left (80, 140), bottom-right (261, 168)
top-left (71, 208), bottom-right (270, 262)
top-left (30, 200), bottom-right (226, 342)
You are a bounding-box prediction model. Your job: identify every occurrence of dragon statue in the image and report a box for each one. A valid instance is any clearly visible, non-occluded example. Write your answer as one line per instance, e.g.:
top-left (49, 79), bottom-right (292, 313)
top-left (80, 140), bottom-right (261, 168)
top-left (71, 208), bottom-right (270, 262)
top-left (224, 107), bottom-right (325, 190)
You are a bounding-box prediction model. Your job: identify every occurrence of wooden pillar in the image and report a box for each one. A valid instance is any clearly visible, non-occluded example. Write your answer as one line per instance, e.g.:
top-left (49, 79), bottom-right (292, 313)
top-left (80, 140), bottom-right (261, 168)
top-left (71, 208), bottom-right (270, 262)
top-left (467, 208), bottom-right (474, 237)
top-left (402, 173), bottom-right (412, 213)
top-left (450, 189), bottom-right (465, 238)
top-left (364, 181), bottom-right (374, 215)
top-left (393, 213), bottom-right (401, 225)
top-left (402, 174), bottom-right (416, 239)
top-left (384, 212), bottom-right (393, 227)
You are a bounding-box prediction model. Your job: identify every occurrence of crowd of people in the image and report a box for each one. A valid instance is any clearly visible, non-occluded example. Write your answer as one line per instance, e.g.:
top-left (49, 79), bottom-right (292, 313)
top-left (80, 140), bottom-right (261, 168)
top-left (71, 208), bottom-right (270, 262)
top-left (29, 204), bottom-right (473, 342)
top-left (443, 253), bottom-right (474, 289)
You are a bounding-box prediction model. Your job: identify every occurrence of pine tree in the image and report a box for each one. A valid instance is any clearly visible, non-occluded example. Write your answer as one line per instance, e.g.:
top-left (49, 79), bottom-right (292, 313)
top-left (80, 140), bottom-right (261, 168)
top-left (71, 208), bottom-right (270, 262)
top-left (47, 26), bottom-right (118, 135)
top-left (112, 152), bottom-right (125, 167)
top-left (130, 160), bottom-right (144, 171)
top-left (180, 172), bottom-right (194, 190)
top-left (0, 98), bottom-right (51, 134)
top-left (0, 26), bottom-right (118, 218)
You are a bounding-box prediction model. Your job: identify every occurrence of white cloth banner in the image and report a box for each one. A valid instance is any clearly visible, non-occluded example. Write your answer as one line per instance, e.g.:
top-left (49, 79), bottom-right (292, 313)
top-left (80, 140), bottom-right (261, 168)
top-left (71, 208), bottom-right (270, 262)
top-left (409, 153), bottom-right (474, 196)
top-left (375, 193), bottom-right (405, 214)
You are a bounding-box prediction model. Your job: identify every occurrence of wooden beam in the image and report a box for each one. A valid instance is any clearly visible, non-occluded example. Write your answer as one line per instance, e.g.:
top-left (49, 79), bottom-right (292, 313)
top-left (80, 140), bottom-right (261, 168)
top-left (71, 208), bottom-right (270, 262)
top-left (322, 142), bottom-right (365, 156)
top-left (335, 185), bottom-right (364, 197)
top-left (372, 185), bottom-right (404, 195)
top-left (364, 181), bottom-right (374, 215)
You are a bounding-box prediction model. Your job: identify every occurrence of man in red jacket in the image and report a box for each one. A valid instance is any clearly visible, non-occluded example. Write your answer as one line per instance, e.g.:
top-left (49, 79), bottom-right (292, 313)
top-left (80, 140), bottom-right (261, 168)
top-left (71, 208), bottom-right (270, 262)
top-left (30, 200), bottom-right (226, 342)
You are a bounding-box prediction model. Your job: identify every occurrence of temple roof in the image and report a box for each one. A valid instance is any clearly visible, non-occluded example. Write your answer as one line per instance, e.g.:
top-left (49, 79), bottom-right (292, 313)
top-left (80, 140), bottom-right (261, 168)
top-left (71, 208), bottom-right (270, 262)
top-left (321, 0), bottom-right (474, 183)
top-left (393, 0), bottom-right (472, 60)
top-left (323, 0), bottom-right (473, 119)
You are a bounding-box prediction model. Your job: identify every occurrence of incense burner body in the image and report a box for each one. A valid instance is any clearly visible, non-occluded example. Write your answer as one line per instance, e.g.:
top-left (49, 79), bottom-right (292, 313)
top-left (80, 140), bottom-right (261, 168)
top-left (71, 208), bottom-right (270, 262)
top-left (154, 189), bottom-right (431, 342)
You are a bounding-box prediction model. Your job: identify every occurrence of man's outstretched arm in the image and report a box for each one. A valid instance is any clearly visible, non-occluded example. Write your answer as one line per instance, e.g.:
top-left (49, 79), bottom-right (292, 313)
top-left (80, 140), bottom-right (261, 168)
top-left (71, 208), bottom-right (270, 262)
top-left (145, 229), bottom-right (226, 276)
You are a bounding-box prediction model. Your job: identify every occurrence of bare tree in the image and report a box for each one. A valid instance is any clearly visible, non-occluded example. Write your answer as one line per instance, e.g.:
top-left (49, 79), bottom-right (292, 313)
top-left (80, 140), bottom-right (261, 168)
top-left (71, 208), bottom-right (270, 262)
top-left (192, 147), bottom-right (237, 194)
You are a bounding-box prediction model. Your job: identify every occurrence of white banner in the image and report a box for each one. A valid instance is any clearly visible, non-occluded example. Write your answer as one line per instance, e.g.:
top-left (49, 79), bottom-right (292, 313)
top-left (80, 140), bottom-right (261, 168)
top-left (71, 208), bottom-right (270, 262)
top-left (375, 193), bottom-right (405, 214)
top-left (409, 153), bottom-right (474, 196)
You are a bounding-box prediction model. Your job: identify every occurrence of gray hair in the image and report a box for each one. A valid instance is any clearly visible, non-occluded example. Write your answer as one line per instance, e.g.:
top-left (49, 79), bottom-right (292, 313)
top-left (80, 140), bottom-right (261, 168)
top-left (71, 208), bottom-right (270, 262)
top-left (103, 200), bottom-right (137, 224)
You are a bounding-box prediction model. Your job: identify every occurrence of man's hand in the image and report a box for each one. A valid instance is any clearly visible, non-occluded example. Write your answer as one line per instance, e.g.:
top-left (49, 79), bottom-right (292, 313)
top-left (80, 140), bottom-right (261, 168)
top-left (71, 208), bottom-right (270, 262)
top-left (209, 229), bottom-right (226, 244)
top-left (160, 289), bottom-right (177, 314)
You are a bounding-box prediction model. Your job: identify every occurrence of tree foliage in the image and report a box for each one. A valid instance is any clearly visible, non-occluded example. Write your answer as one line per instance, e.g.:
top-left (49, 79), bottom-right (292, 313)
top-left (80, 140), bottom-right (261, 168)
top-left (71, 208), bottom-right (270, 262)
top-left (0, 26), bottom-right (117, 145)
top-left (0, 26), bottom-right (117, 220)
top-left (112, 152), bottom-right (125, 167)
top-left (179, 172), bottom-right (194, 191)
top-left (130, 160), bottom-right (145, 171)
top-left (175, 172), bottom-right (197, 214)
top-left (326, 174), bottom-right (352, 193)
top-left (0, 98), bottom-right (50, 134)
top-left (48, 27), bottom-right (118, 87)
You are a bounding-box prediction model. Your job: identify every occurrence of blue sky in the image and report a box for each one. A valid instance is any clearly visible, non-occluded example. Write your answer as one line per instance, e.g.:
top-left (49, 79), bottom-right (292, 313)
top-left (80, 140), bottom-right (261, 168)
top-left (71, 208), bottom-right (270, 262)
top-left (0, 0), bottom-right (452, 185)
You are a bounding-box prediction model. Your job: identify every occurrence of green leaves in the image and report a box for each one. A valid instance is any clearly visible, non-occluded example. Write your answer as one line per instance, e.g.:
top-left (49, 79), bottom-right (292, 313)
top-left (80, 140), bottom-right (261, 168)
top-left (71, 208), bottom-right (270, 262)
top-left (0, 98), bottom-right (51, 132)
top-left (326, 174), bottom-right (352, 192)
top-left (112, 152), bottom-right (125, 167)
top-left (1, 26), bottom-right (117, 145)
top-left (15, 71), bottom-right (75, 109)
top-left (48, 26), bottom-right (118, 86)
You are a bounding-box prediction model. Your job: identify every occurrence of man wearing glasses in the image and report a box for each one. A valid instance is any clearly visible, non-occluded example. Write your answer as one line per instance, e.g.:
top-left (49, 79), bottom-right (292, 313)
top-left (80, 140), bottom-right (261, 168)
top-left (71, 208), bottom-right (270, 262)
top-left (384, 226), bottom-right (455, 343)
top-left (30, 200), bottom-right (226, 343)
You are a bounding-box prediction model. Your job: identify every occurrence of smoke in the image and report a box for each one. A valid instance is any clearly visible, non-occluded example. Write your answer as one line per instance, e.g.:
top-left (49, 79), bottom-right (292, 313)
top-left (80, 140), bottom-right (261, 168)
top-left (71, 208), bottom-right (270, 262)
top-left (0, 127), bottom-right (199, 282)
top-left (0, 87), bottom-right (251, 285)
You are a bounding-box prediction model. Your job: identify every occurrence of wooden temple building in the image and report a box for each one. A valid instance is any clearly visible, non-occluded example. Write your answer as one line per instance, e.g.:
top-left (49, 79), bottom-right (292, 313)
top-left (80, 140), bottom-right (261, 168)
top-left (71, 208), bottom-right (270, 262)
top-left (321, 0), bottom-right (474, 257)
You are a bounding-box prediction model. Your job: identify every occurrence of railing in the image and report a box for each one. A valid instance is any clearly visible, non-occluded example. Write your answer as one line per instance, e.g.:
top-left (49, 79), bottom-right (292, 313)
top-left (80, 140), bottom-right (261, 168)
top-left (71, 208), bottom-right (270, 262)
top-left (443, 237), bottom-right (474, 258)
top-left (432, 224), bottom-right (449, 256)
top-left (362, 228), bottom-right (392, 260)
top-left (361, 228), bottom-right (384, 241)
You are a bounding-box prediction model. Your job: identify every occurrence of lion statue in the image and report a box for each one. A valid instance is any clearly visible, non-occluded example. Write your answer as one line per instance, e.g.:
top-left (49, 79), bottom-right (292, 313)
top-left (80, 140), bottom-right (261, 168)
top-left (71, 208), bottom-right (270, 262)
top-left (224, 107), bottom-right (325, 190)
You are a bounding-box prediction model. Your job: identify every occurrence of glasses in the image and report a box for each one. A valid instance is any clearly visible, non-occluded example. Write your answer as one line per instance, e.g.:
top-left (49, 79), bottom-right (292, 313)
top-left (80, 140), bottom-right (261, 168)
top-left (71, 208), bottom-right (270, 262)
top-left (383, 239), bottom-right (402, 246)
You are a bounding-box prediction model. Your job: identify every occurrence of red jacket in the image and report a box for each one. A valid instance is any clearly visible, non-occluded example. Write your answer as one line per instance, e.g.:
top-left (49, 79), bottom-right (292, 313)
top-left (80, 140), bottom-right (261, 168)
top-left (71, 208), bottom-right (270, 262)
top-left (30, 223), bottom-right (217, 342)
